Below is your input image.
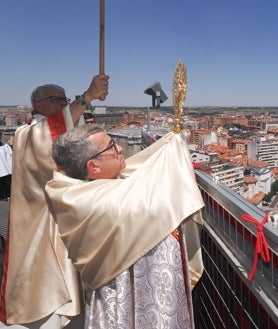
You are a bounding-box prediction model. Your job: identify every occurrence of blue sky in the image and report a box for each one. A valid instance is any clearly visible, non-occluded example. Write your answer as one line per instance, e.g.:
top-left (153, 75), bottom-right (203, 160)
top-left (1, 0), bottom-right (278, 107)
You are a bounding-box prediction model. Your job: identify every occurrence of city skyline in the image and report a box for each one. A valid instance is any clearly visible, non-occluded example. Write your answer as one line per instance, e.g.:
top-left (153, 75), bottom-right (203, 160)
top-left (1, 0), bottom-right (278, 108)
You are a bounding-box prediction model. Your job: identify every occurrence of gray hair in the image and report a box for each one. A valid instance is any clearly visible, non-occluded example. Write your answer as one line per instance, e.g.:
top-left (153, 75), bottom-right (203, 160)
top-left (52, 124), bottom-right (104, 180)
top-left (30, 84), bottom-right (65, 109)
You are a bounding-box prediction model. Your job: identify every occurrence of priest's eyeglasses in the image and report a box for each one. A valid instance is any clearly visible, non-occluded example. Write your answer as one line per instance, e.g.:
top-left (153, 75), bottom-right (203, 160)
top-left (38, 96), bottom-right (71, 104)
top-left (88, 139), bottom-right (118, 161)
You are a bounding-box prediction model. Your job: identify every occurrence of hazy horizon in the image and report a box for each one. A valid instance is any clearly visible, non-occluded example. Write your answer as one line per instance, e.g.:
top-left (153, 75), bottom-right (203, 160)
top-left (1, 1), bottom-right (278, 107)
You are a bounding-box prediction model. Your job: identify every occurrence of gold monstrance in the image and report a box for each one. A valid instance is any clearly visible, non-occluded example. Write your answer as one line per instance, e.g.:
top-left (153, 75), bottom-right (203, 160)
top-left (172, 60), bottom-right (187, 134)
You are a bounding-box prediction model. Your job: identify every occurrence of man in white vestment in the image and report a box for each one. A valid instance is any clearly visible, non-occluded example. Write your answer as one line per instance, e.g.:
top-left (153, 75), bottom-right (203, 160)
top-left (45, 124), bottom-right (205, 329)
top-left (0, 75), bottom-right (109, 329)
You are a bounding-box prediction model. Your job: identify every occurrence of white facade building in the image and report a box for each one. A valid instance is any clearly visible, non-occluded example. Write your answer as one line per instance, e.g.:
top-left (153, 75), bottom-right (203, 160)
top-left (210, 163), bottom-right (244, 195)
top-left (248, 138), bottom-right (278, 168)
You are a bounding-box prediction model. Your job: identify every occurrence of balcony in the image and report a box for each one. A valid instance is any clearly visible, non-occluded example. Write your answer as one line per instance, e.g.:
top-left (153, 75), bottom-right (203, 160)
top-left (193, 169), bottom-right (278, 328)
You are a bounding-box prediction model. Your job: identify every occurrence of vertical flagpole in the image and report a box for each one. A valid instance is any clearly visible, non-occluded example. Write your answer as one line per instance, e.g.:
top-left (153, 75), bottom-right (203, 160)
top-left (99, 0), bottom-right (105, 75)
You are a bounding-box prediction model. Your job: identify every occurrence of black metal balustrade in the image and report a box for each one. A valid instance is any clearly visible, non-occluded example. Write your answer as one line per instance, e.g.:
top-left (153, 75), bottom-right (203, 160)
top-left (193, 170), bottom-right (278, 329)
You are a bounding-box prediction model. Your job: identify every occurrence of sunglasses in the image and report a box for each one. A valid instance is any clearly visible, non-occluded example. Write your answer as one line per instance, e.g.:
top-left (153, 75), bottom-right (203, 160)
top-left (38, 96), bottom-right (71, 104)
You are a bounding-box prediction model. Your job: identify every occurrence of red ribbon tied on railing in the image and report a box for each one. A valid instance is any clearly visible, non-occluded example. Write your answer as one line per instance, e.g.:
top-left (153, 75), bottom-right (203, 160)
top-left (192, 162), bottom-right (203, 170)
top-left (241, 213), bottom-right (271, 282)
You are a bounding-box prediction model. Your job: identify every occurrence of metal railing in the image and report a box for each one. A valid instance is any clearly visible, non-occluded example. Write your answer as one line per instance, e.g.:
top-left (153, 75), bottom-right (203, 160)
top-left (193, 170), bottom-right (278, 328)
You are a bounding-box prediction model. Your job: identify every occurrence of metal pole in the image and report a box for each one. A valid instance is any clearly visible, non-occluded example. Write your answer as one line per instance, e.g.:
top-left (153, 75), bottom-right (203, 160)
top-left (99, 0), bottom-right (106, 101)
top-left (147, 107), bottom-right (150, 133)
top-left (99, 0), bottom-right (105, 75)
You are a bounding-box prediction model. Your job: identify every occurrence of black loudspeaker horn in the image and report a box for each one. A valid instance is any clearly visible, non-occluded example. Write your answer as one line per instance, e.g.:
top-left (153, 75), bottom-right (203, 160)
top-left (144, 81), bottom-right (168, 108)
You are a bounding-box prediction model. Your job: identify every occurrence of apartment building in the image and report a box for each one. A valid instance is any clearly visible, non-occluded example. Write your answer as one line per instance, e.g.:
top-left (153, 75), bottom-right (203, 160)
top-left (248, 137), bottom-right (278, 168)
top-left (210, 162), bottom-right (244, 195)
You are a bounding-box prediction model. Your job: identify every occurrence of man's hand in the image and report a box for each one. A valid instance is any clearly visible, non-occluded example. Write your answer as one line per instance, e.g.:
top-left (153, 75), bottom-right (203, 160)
top-left (69, 74), bottom-right (110, 124)
top-left (85, 74), bottom-right (109, 102)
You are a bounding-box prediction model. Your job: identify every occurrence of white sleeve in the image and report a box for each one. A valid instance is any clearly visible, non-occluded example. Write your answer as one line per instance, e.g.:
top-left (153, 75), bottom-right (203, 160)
top-left (63, 105), bottom-right (85, 129)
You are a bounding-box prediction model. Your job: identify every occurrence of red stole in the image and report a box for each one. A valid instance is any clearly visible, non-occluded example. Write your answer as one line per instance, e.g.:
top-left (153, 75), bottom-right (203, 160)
top-left (47, 111), bottom-right (67, 142)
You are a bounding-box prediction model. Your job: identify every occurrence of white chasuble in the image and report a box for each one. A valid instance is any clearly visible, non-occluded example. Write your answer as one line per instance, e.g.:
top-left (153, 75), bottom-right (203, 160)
top-left (1, 110), bottom-right (83, 327)
top-left (45, 131), bottom-right (205, 328)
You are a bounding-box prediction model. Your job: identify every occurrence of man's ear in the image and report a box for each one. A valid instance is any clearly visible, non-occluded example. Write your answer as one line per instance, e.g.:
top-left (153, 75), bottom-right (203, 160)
top-left (87, 159), bottom-right (102, 175)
